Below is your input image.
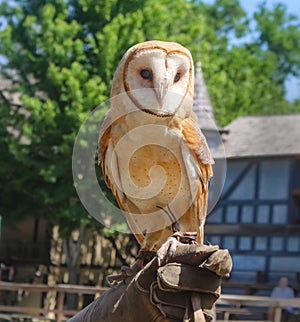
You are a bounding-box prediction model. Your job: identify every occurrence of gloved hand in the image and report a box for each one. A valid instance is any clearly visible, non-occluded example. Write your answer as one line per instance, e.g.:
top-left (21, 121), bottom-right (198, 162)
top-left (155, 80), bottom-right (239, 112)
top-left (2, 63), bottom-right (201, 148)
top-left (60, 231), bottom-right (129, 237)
top-left (67, 244), bottom-right (232, 322)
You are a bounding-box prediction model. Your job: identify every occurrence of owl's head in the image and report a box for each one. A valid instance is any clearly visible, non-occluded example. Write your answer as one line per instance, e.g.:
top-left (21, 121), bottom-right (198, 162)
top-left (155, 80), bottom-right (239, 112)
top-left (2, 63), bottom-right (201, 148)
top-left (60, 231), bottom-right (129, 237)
top-left (111, 40), bottom-right (194, 118)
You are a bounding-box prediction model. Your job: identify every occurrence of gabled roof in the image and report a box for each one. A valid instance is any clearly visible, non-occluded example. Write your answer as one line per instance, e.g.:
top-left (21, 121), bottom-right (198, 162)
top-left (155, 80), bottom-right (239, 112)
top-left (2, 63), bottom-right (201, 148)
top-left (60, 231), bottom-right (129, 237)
top-left (223, 114), bottom-right (300, 158)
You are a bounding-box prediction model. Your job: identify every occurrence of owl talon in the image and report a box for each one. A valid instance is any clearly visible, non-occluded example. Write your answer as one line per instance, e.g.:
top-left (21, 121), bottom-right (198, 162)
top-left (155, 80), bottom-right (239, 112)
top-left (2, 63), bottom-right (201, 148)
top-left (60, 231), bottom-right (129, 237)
top-left (157, 232), bottom-right (198, 266)
top-left (106, 252), bottom-right (156, 286)
top-left (157, 236), bottom-right (180, 266)
top-left (106, 265), bottom-right (140, 286)
top-left (174, 231), bottom-right (197, 244)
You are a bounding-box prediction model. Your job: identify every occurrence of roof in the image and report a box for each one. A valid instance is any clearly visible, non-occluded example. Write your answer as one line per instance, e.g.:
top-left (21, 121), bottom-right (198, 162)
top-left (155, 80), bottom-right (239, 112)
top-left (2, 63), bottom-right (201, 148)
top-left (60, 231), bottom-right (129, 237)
top-left (223, 114), bottom-right (300, 158)
top-left (193, 61), bottom-right (218, 132)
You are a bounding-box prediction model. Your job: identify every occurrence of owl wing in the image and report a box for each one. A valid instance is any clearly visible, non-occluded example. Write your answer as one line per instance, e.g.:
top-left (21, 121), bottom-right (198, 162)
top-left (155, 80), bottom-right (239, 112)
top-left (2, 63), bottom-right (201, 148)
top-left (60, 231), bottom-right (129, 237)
top-left (99, 113), bottom-right (214, 246)
top-left (98, 113), bottom-right (145, 245)
top-left (98, 112), bottom-right (114, 192)
top-left (180, 115), bottom-right (214, 243)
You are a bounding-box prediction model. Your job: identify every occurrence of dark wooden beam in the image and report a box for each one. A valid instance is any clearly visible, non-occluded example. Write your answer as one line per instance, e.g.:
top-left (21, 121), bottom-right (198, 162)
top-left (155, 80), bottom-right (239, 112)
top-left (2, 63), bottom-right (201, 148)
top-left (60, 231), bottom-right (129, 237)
top-left (205, 224), bottom-right (300, 236)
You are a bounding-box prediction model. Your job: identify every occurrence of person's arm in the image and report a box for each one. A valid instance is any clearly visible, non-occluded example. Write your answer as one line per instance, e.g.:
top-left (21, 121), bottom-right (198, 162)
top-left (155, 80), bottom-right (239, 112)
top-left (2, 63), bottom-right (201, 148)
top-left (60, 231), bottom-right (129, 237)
top-left (67, 244), bottom-right (232, 322)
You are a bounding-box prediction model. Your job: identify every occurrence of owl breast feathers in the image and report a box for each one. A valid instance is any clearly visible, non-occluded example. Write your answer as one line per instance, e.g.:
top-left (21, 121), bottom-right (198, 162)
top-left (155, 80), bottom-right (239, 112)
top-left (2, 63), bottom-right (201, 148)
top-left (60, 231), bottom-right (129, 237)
top-left (99, 40), bottom-right (213, 252)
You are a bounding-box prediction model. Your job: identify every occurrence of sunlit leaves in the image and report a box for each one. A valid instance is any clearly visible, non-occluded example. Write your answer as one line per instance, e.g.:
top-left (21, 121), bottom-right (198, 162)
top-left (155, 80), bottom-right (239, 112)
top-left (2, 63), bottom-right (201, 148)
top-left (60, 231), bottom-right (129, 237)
top-left (254, 3), bottom-right (300, 83)
top-left (0, 0), bottom-right (299, 233)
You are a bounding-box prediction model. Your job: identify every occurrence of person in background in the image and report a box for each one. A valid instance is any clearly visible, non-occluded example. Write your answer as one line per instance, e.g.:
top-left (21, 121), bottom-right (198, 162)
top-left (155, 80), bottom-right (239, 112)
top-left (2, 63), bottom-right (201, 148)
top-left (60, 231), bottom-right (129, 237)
top-left (0, 257), bottom-right (16, 305)
top-left (270, 277), bottom-right (295, 321)
top-left (0, 257), bottom-right (15, 282)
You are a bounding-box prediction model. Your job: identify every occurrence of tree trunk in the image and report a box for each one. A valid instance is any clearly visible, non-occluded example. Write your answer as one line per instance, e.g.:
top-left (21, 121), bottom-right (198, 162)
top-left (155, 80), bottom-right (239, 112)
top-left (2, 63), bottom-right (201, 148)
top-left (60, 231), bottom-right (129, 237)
top-left (63, 224), bottom-right (86, 310)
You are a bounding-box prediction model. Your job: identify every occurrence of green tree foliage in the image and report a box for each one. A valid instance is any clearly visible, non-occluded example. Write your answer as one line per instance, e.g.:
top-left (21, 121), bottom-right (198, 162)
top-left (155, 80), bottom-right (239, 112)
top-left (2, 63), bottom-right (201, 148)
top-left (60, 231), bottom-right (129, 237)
top-left (0, 1), bottom-right (106, 231)
top-left (198, 1), bottom-right (300, 124)
top-left (0, 0), bottom-right (299, 292)
top-left (255, 2), bottom-right (300, 85)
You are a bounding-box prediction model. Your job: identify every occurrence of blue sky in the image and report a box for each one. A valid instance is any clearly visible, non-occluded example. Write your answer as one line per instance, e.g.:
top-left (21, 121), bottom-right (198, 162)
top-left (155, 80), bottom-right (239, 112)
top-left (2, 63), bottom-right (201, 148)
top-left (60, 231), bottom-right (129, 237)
top-left (203, 0), bottom-right (300, 18)
top-left (204, 0), bottom-right (300, 101)
top-left (241, 0), bottom-right (300, 18)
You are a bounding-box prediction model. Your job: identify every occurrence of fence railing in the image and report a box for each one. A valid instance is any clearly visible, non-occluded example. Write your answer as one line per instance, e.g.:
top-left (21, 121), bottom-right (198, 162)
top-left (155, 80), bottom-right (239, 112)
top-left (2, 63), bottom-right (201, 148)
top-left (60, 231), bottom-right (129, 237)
top-left (0, 281), bottom-right (300, 322)
top-left (0, 281), bottom-right (107, 321)
top-left (216, 294), bottom-right (300, 322)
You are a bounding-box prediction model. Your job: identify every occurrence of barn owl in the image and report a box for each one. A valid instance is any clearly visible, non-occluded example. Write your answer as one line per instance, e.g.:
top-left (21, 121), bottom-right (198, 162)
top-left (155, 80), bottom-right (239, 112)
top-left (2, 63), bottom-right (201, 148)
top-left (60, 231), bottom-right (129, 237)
top-left (99, 40), bottom-right (213, 278)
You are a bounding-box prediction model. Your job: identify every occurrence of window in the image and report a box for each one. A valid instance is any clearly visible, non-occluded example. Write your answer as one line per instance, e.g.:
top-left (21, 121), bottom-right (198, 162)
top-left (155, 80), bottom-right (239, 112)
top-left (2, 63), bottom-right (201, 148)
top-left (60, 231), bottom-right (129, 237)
top-left (255, 237), bottom-right (268, 251)
top-left (241, 206), bottom-right (254, 223)
top-left (256, 205), bottom-right (270, 224)
top-left (272, 205), bottom-right (288, 224)
top-left (207, 235), bottom-right (221, 245)
top-left (225, 206), bottom-right (238, 223)
top-left (228, 163), bottom-right (255, 200)
top-left (270, 257), bottom-right (300, 272)
top-left (223, 236), bottom-right (236, 249)
top-left (222, 161), bottom-right (249, 197)
top-left (270, 237), bottom-right (284, 251)
top-left (287, 237), bottom-right (300, 252)
top-left (259, 160), bottom-right (289, 200)
top-left (239, 237), bottom-right (252, 251)
top-left (233, 255), bottom-right (266, 270)
top-left (207, 207), bottom-right (223, 223)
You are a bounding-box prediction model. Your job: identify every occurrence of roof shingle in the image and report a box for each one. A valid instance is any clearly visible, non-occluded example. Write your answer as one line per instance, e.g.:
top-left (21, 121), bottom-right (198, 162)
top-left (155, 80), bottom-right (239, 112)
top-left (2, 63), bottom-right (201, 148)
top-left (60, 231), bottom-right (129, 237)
top-left (223, 114), bottom-right (300, 158)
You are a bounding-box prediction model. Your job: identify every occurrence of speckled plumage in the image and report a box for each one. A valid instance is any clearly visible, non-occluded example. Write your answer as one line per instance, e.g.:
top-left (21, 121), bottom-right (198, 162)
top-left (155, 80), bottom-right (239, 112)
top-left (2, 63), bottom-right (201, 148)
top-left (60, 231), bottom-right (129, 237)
top-left (99, 41), bottom-right (213, 254)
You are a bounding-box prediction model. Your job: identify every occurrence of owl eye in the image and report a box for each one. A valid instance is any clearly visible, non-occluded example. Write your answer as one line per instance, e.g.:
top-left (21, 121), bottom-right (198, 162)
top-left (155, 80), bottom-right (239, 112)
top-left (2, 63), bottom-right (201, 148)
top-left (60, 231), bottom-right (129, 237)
top-left (140, 69), bottom-right (153, 80)
top-left (174, 72), bottom-right (181, 83)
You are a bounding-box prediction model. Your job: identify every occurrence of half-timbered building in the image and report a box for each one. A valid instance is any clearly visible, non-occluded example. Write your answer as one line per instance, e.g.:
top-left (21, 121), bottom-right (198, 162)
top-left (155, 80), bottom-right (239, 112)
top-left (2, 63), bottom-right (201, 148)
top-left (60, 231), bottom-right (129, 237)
top-left (193, 62), bottom-right (300, 292)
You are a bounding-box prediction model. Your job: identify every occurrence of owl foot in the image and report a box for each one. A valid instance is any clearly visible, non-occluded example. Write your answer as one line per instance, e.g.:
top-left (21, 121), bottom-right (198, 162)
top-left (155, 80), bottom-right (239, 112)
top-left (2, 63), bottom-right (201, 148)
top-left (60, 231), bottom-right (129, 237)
top-left (106, 264), bottom-right (140, 286)
top-left (106, 251), bottom-right (156, 286)
top-left (106, 266), bottom-right (132, 286)
top-left (157, 231), bottom-right (197, 266)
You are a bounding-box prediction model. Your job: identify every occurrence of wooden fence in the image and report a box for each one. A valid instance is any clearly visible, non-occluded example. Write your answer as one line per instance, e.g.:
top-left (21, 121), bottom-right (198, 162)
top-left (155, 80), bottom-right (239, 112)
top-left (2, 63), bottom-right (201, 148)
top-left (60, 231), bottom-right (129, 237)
top-left (0, 281), bottom-right (300, 322)
top-left (0, 281), bottom-right (107, 322)
top-left (216, 294), bottom-right (300, 322)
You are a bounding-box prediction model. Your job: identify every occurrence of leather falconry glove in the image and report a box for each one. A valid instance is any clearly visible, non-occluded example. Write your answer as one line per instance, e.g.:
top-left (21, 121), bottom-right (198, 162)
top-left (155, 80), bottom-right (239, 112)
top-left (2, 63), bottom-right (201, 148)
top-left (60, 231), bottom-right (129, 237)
top-left (67, 244), bottom-right (232, 322)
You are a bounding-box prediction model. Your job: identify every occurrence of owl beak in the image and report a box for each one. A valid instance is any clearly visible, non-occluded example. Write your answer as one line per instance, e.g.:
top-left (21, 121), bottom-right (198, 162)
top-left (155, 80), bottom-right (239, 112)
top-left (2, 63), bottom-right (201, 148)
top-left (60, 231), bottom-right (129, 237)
top-left (155, 82), bottom-right (169, 108)
top-left (157, 86), bottom-right (165, 101)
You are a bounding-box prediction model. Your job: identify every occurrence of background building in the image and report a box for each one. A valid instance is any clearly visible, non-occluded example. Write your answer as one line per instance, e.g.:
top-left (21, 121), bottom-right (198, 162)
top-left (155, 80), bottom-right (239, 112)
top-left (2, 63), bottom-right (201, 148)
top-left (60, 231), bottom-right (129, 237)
top-left (193, 63), bottom-right (300, 294)
top-left (206, 114), bottom-right (300, 289)
top-left (1, 65), bottom-right (299, 298)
